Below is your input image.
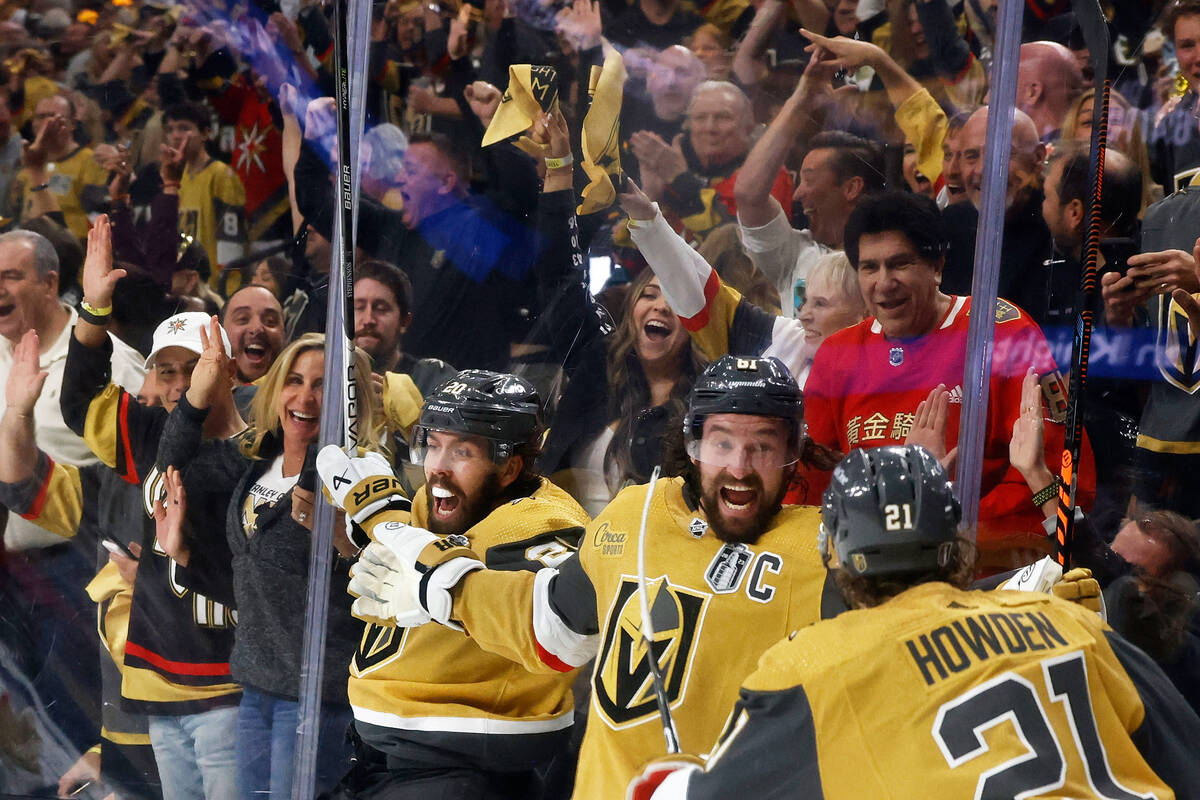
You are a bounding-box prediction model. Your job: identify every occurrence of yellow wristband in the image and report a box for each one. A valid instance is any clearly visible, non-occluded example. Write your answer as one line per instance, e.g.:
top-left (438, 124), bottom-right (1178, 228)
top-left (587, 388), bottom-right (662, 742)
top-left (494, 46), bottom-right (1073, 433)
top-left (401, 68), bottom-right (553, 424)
top-left (81, 300), bottom-right (113, 316)
top-left (544, 154), bottom-right (573, 170)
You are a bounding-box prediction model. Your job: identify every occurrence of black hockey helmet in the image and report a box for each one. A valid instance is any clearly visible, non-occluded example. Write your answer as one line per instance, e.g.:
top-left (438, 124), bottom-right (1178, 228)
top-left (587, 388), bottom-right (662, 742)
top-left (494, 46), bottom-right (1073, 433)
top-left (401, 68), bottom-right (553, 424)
top-left (684, 355), bottom-right (802, 466)
top-left (820, 445), bottom-right (961, 578)
top-left (411, 370), bottom-right (543, 464)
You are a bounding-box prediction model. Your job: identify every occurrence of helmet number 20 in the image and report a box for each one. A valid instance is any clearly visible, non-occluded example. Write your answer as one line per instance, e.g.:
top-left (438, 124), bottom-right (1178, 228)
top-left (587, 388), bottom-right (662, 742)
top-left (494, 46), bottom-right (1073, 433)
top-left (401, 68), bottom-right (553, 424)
top-left (884, 503), bottom-right (914, 531)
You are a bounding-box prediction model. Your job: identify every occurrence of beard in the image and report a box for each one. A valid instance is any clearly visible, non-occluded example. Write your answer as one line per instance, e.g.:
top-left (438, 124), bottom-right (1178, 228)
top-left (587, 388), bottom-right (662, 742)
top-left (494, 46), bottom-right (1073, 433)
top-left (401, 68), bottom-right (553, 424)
top-left (426, 471), bottom-right (503, 536)
top-left (699, 470), bottom-right (788, 545)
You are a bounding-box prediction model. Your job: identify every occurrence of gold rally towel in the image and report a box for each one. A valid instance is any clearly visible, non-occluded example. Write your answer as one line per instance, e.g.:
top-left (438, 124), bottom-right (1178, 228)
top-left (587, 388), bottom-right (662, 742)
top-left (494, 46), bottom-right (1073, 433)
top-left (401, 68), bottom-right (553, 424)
top-left (482, 65), bottom-right (559, 157)
top-left (578, 48), bottom-right (625, 215)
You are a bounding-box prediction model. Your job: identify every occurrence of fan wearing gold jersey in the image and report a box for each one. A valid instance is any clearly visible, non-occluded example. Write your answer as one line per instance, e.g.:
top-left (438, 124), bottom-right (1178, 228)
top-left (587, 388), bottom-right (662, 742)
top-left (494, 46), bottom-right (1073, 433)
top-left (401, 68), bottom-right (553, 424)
top-left (320, 370), bottom-right (589, 798)
top-left (631, 445), bottom-right (1200, 800)
top-left (317, 355), bottom-right (833, 799)
top-left (162, 102), bottom-right (246, 280)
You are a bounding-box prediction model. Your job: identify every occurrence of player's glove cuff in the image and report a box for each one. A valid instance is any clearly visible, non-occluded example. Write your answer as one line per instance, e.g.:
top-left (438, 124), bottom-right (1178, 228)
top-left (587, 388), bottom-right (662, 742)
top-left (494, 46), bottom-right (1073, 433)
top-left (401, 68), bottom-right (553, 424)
top-left (371, 523), bottom-right (483, 629)
top-left (317, 446), bottom-right (410, 538)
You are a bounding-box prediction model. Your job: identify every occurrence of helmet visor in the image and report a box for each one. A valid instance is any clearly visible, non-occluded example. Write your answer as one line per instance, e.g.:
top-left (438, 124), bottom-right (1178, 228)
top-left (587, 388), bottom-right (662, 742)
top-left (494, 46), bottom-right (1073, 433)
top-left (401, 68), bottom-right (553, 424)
top-left (684, 430), bottom-right (798, 470)
top-left (410, 426), bottom-right (513, 467)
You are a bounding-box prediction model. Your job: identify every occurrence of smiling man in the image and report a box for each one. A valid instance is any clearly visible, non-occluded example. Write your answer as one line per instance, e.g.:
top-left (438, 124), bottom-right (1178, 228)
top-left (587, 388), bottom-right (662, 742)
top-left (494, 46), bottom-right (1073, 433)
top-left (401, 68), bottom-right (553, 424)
top-left (317, 370), bottom-right (589, 797)
top-left (220, 284), bottom-right (284, 384)
top-left (317, 355), bottom-right (831, 799)
top-left (803, 191), bottom-right (1089, 573)
top-left (1153, 0), bottom-right (1200, 192)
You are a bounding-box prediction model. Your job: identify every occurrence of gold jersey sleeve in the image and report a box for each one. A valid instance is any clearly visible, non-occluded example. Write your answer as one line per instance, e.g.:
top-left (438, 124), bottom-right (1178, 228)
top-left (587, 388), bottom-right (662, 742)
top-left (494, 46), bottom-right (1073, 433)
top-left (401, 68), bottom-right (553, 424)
top-left (694, 583), bottom-right (1182, 799)
top-left (347, 478), bottom-right (588, 748)
top-left (570, 477), bottom-right (828, 799)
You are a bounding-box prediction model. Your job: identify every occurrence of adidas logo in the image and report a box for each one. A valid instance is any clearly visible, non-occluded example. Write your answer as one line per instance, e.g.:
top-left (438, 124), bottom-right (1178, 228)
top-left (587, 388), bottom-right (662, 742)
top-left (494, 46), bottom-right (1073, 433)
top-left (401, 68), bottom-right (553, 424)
top-left (947, 385), bottom-right (963, 404)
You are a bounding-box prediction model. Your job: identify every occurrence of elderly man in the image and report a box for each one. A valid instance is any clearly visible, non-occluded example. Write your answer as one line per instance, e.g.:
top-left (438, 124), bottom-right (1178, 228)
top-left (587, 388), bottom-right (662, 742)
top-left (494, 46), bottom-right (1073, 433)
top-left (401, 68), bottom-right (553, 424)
top-left (622, 46), bottom-right (708, 184)
top-left (940, 106), bottom-right (1057, 327)
top-left (631, 80), bottom-right (793, 244)
top-left (803, 191), bottom-right (1092, 574)
top-left (9, 95), bottom-right (109, 239)
top-left (1015, 41), bottom-right (1084, 143)
top-left (0, 224), bottom-right (143, 765)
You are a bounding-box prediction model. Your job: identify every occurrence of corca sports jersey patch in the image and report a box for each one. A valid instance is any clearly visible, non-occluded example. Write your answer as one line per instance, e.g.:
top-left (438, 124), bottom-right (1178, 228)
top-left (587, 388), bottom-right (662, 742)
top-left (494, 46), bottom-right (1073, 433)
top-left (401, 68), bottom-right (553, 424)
top-left (593, 576), bottom-right (709, 730)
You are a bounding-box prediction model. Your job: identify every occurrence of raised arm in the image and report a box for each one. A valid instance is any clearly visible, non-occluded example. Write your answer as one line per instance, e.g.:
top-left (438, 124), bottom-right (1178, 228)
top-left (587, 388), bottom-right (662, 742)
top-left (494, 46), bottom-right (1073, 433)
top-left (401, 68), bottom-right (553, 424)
top-left (0, 329), bottom-right (47, 486)
top-left (732, 0), bottom-right (786, 87)
top-left (733, 46), bottom-right (840, 228)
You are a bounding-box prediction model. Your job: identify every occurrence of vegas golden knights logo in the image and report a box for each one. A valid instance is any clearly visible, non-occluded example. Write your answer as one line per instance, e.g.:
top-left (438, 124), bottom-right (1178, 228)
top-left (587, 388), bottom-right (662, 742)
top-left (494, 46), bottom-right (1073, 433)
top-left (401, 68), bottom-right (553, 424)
top-left (1158, 294), bottom-right (1200, 394)
top-left (352, 624), bottom-right (410, 677)
top-left (593, 577), bottom-right (707, 729)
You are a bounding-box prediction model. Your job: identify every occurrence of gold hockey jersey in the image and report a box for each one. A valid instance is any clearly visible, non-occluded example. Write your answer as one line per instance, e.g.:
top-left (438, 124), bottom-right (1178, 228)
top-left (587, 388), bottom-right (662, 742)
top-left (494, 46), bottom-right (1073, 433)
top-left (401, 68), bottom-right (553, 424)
top-left (10, 145), bottom-right (109, 239)
top-left (177, 159), bottom-right (246, 275)
top-left (348, 477), bottom-right (588, 768)
top-left (678, 583), bottom-right (1200, 799)
top-left (455, 476), bottom-right (829, 799)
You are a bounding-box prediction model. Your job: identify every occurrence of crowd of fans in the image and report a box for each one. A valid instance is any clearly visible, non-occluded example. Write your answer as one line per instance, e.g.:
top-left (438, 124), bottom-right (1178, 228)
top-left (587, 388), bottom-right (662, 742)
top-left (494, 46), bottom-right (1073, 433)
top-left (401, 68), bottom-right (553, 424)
top-left (0, 0), bottom-right (1198, 795)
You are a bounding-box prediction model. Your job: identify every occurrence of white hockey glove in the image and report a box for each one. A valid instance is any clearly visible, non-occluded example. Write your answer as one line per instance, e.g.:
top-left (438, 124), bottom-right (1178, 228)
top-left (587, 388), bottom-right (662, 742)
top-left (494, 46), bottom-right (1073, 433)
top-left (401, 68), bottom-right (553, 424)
top-left (626, 755), bottom-right (704, 800)
top-left (348, 521), bottom-right (484, 629)
top-left (317, 445), bottom-right (410, 549)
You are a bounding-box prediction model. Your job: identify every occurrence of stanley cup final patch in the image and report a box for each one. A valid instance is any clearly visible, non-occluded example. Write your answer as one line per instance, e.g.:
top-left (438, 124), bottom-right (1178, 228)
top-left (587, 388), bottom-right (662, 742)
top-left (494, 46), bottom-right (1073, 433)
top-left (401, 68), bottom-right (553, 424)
top-left (705, 543), bottom-right (752, 594)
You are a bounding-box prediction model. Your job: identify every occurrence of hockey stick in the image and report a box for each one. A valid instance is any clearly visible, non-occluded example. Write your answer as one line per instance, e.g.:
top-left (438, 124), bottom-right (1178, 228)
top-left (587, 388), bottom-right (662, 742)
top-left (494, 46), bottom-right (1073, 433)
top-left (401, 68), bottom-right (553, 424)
top-left (292, 0), bottom-right (368, 795)
top-left (636, 465), bottom-right (682, 754)
top-left (1053, 0), bottom-right (1110, 569)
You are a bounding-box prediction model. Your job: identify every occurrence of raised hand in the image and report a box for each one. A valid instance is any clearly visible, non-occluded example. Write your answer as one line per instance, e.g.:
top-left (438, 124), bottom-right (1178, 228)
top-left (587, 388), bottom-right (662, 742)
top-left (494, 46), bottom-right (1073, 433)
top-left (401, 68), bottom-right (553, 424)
top-left (185, 316), bottom-right (229, 410)
top-left (5, 329), bottom-right (47, 416)
top-left (159, 137), bottom-right (188, 184)
top-left (1009, 368), bottom-right (1048, 480)
top-left (555, 0), bottom-right (602, 52)
top-left (798, 28), bottom-right (883, 72)
top-left (153, 466), bottom-right (190, 566)
top-left (82, 214), bottom-right (125, 310)
top-left (21, 116), bottom-right (61, 173)
top-left (906, 384), bottom-right (958, 474)
top-left (629, 130), bottom-right (687, 183)
top-left (617, 177), bottom-right (657, 221)
top-left (464, 81), bottom-right (501, 127)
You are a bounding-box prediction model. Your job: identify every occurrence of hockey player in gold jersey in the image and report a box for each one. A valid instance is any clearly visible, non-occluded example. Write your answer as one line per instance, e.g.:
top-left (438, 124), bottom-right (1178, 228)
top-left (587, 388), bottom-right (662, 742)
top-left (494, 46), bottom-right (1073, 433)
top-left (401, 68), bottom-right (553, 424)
top-left (317, 355), bottom-right (833, 799)
top-left (319, 370), bottom-right (589, 798)
top-left (630, 445), bottom-right (1200, 799)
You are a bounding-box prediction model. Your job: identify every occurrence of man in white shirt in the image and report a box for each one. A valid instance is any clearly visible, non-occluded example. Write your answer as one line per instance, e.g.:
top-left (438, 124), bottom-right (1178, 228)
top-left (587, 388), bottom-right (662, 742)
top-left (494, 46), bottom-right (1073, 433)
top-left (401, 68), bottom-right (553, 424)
top-left (0, 229), bottom-right (144, 551)
top-left (732, 55), bottom-right (883, 318)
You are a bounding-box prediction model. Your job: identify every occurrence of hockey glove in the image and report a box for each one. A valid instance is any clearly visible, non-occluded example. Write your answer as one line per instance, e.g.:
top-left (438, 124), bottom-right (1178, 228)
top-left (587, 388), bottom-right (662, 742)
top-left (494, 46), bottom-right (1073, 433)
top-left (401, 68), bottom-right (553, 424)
top-left (348, 522), bottom-right (483, 629)
top-left (1052, 567), bottom-right (1103, 614)
top-left (626, 755), bottom-right (705, 800)
top-left (317, 445), bottom-right (410, 549)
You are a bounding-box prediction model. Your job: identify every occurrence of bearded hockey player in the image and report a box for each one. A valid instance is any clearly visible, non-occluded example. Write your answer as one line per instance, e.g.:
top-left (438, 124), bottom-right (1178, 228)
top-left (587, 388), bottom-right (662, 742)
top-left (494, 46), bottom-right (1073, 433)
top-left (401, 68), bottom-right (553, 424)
top-left (630, 445), bottom-right (1200, 799)
top-left (318, 355), bottom-right (831, 799)
top-left (320, 370), bottom-right (589, 798)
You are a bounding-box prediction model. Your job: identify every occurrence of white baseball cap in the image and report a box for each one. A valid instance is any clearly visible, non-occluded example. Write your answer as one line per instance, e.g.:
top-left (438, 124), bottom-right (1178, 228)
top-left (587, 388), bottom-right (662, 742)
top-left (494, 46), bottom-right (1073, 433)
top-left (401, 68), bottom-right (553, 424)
top-left (144, 312), bottom-right (232, 369)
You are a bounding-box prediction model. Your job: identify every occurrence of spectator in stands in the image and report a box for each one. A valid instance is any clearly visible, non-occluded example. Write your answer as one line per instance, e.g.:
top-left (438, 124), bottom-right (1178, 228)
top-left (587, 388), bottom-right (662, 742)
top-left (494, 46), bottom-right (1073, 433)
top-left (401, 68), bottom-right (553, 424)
top-left (632, 80), bottom-right (791, 243)
top-left (1151, 0), bottom-right (1200, 193)
top-left (622, 45), bottom-right (708, 183)
top-left (9, 94), bottom-right (108, 240)
top-left (221, 284), bottom-right (285, 385)
top-left (158, 327), bottom-right (384, 800)
top-left (162, 101), bottom-right (247, 278)
top-left (735, 71), bottom-right (884, 318)
top-left (803, 191), bottom-right (1089, 572)
top-left (941, 106), bottom-right (1057, 326)
top-left (1015, 41), bottom-right (1084, 143)
top-left (353, 258), bottom-right (456, 395)
top-left (1061, 87), bottom-right (1158, 212)
top-left (688, 23), bottom-right (733, 80)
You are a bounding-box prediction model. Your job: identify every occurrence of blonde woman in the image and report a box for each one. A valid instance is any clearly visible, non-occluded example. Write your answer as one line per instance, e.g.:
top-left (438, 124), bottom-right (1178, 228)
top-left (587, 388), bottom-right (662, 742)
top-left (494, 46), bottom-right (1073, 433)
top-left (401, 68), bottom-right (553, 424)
top-left (157, 325), bottom-right (383, 799)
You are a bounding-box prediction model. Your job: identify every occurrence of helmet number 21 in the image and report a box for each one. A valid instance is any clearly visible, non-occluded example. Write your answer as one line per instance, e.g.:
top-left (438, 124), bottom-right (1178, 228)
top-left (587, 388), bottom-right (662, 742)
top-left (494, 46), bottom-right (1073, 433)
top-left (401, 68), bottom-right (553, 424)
top-left (884, 503), bottom-right (914, 531)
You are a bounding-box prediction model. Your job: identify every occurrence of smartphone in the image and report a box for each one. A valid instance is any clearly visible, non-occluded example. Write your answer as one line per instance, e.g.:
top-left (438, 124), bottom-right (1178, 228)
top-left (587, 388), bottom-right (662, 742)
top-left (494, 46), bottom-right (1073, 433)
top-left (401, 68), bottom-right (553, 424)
top-left (1098, 236), bottom-right (1139, 276)
top-left (102, 537), bottom-right (138, 561)
top-left (793, 277), bottom-right (807, 315)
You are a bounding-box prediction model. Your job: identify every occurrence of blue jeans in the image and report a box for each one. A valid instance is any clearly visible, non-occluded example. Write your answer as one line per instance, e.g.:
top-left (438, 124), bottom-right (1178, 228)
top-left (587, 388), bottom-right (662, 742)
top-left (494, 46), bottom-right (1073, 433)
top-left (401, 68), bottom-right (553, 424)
top-left (236, 687), bottom-right (354, 799)
top-left (147, 705), bottom-right (239, 800)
